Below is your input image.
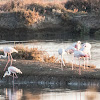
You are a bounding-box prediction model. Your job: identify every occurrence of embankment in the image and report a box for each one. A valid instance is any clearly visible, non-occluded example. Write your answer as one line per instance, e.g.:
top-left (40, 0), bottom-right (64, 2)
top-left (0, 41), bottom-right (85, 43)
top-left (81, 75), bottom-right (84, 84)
top-left (0, 59), bottom-right (100, 88)
top-left (0, 2), bottom-right (100, 40)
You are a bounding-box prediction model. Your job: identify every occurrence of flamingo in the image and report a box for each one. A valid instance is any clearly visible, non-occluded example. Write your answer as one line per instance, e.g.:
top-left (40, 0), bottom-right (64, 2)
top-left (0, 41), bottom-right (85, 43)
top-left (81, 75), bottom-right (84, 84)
top-left (81, 42), bottom-right (91, 59)
top-left (80, 42), bottom-right (92, 68)
top-left (0, 47), bottom-right (18, 71)
top-left (73, 50), bottom-right (88, 75)
top-left (58, 48), bottom-right (65, 70)
top-left (65, 41), bottom-right (81, 70)
top-left (3, 66), bottom-right (22, 86)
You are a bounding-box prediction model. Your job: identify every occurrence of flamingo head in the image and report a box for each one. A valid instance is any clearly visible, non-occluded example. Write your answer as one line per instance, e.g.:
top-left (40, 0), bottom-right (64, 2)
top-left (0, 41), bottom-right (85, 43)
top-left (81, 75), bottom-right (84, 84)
top-left (3, 71), bottom-right (9, 77)
top-left (77, 41), bottom-right (81, 44)
top-left (83, 43), bottom-right (91, 49)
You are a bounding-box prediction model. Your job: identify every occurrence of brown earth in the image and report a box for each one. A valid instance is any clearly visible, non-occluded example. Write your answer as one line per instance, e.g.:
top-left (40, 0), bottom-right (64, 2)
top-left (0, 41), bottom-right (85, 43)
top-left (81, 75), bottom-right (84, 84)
top-left (0, 59), bottom-right (100, 88)
top-left (0, 59), bottom-right (99, 79)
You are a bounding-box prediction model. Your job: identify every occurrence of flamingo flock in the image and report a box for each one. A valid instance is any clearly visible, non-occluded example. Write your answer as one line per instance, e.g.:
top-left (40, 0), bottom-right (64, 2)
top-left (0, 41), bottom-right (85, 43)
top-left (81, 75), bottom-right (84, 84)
top-left (0, 46), bottom-right (22, 85)
top-left (0, 41), bottom-right (92, 85)
top-left (58, 41), bottom-right (92, 74)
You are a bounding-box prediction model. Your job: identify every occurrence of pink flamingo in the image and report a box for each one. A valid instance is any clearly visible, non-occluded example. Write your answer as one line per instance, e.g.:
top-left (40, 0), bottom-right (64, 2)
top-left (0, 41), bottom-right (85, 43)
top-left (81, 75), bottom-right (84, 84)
top-left (81, 43), bottom-right (91, 59)
top-left (3, 66), bottom-right (22, 86)
top-left (80, 42), bottom-right (91, 69)
top-left (0, 47), bottom-right (18, 71)
top-left (65, 41), bottom-right (81, 70)
top-left (73, 50), bottom-right (88, 75)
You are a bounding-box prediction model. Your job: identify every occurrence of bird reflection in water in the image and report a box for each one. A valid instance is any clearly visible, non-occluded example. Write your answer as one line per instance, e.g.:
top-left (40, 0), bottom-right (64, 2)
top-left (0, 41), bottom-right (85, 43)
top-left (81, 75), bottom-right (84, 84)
top-left (4, 88), bottom-right (23, 100)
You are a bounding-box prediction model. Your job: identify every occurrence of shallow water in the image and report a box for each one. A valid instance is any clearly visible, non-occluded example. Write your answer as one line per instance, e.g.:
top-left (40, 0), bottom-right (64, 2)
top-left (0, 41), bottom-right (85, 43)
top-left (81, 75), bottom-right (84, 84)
top-left (22, 40), bottom-right (100, 68)
top-left (0, 40), bottom-right (100, 68)
top-left (0, 87), bottom-right (99, 100)
top-left (0, 40), bottom-right (100, 100)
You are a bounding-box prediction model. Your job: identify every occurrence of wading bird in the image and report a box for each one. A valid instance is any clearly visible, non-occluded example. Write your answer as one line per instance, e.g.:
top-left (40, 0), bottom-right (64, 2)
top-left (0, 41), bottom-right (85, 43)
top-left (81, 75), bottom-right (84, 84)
top-left (80, 42), bottom-right (92, 68)
top-left (58, 48), bottom-right (65, 70)
top-left (65, 41), bottom-right (81, 70)
top-left (3, 66), bottom-right (22, 85)
top-left (81, 42), bottom-right (91, 59)
top-left (0, 47), bottom-right (18, 71)
top-left (73, 50), bottom-right (88, 75)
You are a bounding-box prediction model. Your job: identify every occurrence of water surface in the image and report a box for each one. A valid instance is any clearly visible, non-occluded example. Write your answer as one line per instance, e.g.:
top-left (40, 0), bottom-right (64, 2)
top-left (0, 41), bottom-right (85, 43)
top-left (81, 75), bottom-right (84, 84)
top-left (0, 40), bottom-right (100, 100)
top-left (0, 87), bottom-right (91, 100)
top-left (0, 40), bottom-right (99, 68)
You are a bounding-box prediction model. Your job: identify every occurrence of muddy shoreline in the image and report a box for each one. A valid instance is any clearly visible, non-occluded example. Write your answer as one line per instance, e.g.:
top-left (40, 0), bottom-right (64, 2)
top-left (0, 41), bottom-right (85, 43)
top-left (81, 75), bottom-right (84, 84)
top-left (0, 59), bottom-right (100, 88)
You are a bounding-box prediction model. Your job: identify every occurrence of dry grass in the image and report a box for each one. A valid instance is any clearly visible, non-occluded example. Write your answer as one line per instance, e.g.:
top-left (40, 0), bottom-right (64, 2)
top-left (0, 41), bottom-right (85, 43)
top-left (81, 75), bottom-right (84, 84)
top-left (13, 44), bottom-right (58, 63)
top-left (0, 0), bottom-right (66, 11)
top-left (0, 0), bottom-right (67, 13)
top-left (13, 45), bottom-right (68, 64)
top-left (0, 0), bottom-right (86, 26)
top-left (13, 44), bottom-right (46, 62)
top-left (0, 0), bottom-right (67, 6)
top-left (44, 55), bottom-right (58, 63)
top-left (12, 8), bottom-right (44, 25)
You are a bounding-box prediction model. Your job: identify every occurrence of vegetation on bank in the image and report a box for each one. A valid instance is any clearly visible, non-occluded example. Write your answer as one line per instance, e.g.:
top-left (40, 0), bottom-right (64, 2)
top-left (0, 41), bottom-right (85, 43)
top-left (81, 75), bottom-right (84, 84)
top-left (0, 0), bottom-right (100, 40)
top-left (65, 0), bottom-right (100, 13)
top-left (7, 44), bottom-right (59, 63)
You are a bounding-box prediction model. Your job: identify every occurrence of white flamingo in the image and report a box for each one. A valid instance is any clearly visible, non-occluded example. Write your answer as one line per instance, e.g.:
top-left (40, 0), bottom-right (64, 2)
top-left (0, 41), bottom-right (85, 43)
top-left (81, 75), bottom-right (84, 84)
top-left (81, 42), bottom-right (91, 59)
top-left (3, 66), bottom-right (22, 86)
top-left (0, 47), bottom-right (18, 71)
top-left (80, 42), bottom-right (92, 68)
top-left (73, 50), bottom-right (88, 75)
top-left (65, 41), bottom-right (81, 70)
top-left (58, 48), bottom-right (65, 70)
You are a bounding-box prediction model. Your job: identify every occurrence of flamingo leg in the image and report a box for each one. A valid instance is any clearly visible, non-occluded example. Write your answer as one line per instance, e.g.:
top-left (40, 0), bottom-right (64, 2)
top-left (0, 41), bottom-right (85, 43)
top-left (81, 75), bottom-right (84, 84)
top-left (79, 58), bottom-right (81, 75)
top-left (62, 59), bottom-right (65, 67)
top-left (61, 60), bottom-right (62, 69)
top-left (86, 57), bottom-right (88, 67)
top-left (72, 54), bottom-right (74, 70)
top-left (4, 54), bottom-right (10, 71)
top-left (10, 54), bottom-right (13, 66)
top-left (74, 56), bottom-right (76, 65)
top-left (13, 73), bottom-right (14, 88)
top-left (84, 57), bottom-right (85, 69)
top-left (62, 55), bottom-right (65, 66)
top-left (14, 73), bottom-right (18, 78)
top-left (61, 55), bottom-right (64, 70)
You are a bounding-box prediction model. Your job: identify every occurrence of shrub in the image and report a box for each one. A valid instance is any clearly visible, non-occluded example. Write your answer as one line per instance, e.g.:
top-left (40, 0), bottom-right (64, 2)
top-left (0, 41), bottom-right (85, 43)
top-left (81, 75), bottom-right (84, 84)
top-left (13, 44), bottom-right (58, 63)
top-left (44, 55), bottom-right (58, 63)
top-left (65, 0), bottom-right (100, 13)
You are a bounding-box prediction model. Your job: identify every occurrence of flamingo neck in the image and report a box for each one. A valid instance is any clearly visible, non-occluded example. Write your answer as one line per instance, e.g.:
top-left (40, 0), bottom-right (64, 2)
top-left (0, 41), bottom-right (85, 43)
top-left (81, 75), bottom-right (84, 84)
top-left (0, 53), bottom-right (7, 58)
top-left (7, 71), bottom-right (11, 76)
